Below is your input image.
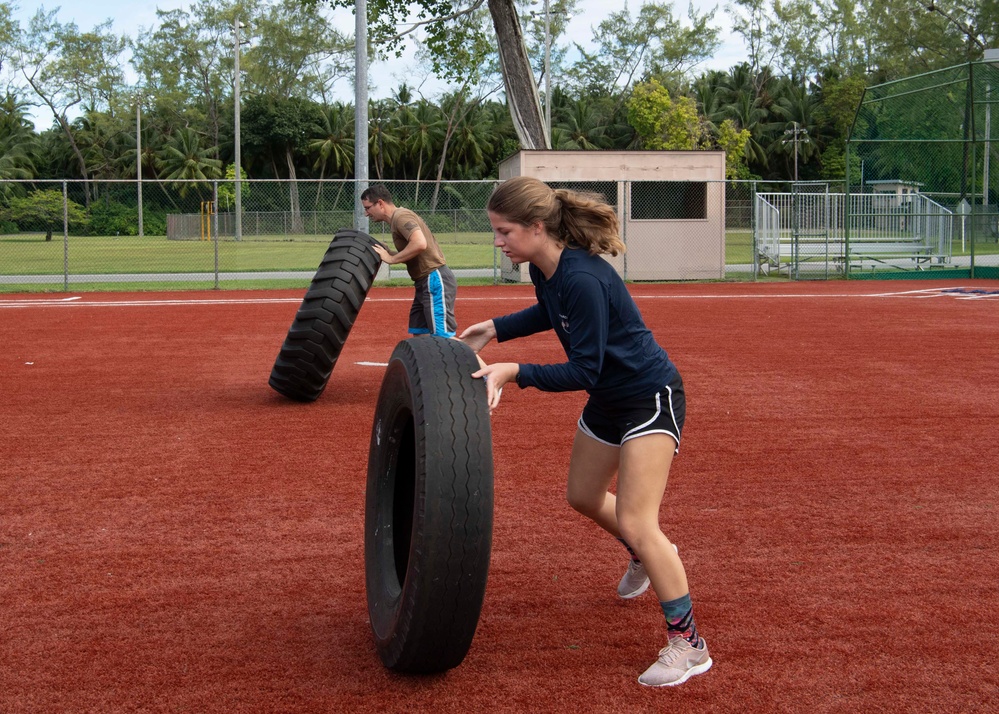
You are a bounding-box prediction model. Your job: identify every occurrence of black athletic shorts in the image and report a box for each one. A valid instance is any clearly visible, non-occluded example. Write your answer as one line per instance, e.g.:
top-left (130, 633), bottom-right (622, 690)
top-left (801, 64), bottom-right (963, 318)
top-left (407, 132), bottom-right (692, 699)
top-left (577, 371), bottom-right (685, 452)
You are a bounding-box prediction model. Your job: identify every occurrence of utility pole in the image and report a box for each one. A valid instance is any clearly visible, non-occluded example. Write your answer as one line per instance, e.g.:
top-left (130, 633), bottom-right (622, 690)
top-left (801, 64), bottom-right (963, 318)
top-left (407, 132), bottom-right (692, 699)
top-left (543, 0), bottom-right (551, 143)
top-left (355, 0), bottom-right (369, 233)
top-left (136, 101), bottom-right (143, 237)
top-left (783, 122), bottom-right (810, 182)
top-left (234, 17), bottom-right (249, 242)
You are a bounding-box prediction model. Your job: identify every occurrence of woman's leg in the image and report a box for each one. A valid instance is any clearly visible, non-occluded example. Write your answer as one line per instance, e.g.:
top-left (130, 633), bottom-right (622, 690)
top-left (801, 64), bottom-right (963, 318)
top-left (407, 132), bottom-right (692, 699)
top-left (565, 428), bottom-right (621, 537)
top-left (615, 433), bottom-right (687, 600)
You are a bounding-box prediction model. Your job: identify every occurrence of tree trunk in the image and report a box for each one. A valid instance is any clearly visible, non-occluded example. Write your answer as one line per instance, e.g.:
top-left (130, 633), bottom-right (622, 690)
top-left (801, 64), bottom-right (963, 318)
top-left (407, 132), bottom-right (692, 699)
top-left (285, 147), bottom-right (303, 234)
top-left (487, 0), bottom-right (550, 150)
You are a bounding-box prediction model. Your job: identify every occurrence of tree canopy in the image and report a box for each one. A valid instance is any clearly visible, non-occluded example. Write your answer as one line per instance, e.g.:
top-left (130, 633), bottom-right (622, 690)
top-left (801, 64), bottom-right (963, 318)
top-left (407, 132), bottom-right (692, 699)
top-left (0, 0), bottom-right (994, 196)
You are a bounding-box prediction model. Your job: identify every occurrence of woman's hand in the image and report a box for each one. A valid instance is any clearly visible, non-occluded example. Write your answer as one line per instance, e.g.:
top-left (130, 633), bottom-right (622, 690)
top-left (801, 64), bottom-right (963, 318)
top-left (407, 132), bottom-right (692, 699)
top-left (459, 320), bottom-right (497, 354)
top-left (472, 362), bottom-right (519, 413)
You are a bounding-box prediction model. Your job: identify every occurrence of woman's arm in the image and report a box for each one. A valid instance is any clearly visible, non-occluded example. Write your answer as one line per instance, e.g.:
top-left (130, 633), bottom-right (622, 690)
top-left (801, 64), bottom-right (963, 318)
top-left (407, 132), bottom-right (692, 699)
top-left (459, 319), bottom-right (497, 353)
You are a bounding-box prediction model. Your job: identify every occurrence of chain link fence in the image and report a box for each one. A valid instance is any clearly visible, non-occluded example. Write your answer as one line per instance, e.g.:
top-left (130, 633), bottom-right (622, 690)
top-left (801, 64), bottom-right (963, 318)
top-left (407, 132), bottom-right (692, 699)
top-left (846, 58), bottom-right (999, 280)
top-left (1, 174), bottom-right (994, 292)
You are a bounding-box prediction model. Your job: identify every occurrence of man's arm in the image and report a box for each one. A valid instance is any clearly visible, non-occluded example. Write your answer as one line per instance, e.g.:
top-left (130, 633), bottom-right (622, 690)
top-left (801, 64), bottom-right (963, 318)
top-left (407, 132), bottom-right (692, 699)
top-left (372, 225), bottom-right (428, 265)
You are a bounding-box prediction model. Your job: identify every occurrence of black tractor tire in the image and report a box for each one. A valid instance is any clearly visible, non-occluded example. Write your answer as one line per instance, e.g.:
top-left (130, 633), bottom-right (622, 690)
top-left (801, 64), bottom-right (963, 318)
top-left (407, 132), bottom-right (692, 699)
top-left (268, 229), bottom-right (384, 402)
top-left (365, 336), bottom-right (494, 674)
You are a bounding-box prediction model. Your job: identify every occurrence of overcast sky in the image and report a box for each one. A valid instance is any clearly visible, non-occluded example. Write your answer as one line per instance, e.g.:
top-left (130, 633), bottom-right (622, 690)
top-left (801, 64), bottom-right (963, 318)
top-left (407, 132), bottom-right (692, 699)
top-left (11, 0), bottom-right (746, 129)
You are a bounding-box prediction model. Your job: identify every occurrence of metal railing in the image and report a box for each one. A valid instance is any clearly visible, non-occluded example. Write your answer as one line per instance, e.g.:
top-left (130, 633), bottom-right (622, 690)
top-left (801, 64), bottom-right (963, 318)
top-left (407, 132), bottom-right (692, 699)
top-left (756, 189), bottom-right (960, 275)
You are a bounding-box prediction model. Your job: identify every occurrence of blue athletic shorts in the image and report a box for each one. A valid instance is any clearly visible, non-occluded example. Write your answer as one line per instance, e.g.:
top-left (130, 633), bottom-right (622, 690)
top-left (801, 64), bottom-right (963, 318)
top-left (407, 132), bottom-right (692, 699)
top-left (577, 372), bottom-right (685, 452)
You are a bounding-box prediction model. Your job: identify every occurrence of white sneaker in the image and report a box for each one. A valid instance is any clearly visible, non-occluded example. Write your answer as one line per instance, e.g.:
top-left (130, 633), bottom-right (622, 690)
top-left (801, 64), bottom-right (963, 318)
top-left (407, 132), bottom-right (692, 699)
top-left (617, 560), bottom-right (650, 599)
top-left (616, 543), bottom-right (678, 599)
top-left (638, 637), bottom-right (712, 687)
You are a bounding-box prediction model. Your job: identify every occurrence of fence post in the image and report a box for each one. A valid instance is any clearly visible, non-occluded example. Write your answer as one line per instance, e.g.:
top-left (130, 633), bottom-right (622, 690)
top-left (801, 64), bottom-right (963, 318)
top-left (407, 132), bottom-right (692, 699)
top-left (213, 181), bottom-right (220, 289)
top-left (620, 179), bottom-right (628, 281)
top-left (62, 181), bottom-right (69, 292)
top-left (751, 180), bottom-right (758, 281)
top-left (845, 142), bottom-right (852, 278)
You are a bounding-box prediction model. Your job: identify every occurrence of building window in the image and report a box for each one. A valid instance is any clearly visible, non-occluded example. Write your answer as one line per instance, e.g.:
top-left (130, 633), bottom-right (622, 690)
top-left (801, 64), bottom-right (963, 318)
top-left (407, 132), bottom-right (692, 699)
top-left (547, 181), bottom-right (617, 208)
top-left (631, 181), bottom-right (707, 220)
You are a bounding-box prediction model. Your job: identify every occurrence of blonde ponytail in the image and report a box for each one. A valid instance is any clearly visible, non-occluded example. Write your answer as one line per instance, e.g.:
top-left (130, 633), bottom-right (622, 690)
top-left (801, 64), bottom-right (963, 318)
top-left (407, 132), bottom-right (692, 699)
top-left (488, 176), bottom-right (626, 256)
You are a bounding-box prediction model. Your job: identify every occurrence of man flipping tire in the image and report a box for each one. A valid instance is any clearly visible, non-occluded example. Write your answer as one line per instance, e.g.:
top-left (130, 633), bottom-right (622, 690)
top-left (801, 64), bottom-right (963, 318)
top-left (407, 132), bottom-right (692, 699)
top-left (361, 185), bottom-right (458, 338)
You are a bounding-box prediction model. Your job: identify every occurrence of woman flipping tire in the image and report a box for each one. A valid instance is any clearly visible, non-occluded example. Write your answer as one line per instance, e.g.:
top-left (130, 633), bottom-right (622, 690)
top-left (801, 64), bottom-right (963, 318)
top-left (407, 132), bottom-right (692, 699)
top-left (365, 336), bottom-right (493, 673)
top-left (268, 229), bottom-right (383, 402)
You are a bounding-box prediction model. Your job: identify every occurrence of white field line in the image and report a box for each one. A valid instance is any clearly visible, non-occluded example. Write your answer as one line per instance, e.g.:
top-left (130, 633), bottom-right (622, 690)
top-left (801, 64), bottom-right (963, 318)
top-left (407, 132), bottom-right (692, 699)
top-left (0, 287), bottom-right (994, 309)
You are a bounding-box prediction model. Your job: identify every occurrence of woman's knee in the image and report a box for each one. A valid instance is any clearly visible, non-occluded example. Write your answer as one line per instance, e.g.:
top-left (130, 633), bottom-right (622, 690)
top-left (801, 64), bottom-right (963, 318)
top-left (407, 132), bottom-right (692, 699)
top-left (566, 485), bottom-right (603, 517)
top-left (616, 513), bottom-right (661, 552)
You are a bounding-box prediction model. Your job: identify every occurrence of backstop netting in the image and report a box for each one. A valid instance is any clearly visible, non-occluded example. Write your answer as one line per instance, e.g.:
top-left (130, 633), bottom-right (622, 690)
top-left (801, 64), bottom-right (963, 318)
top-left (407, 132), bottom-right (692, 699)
top-left (846, 59), bottom-right (999, 279)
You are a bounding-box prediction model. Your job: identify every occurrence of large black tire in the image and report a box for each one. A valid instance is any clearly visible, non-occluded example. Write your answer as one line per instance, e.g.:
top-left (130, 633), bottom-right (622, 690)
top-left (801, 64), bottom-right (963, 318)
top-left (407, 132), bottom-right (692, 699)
top-left (365, 336), bottom-right (494, 673)
top-left (268, 229), bottom-right (383, 402)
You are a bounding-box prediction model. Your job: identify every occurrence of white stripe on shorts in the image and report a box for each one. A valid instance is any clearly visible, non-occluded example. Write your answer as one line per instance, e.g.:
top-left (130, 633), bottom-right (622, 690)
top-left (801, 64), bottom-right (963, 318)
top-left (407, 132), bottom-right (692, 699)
top-left (621, 386), bottom-right (680, 452)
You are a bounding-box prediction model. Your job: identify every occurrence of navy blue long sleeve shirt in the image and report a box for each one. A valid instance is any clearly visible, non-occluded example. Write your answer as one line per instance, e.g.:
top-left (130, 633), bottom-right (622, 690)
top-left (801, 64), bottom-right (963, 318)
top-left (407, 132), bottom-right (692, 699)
top-left (493, 247), bottom-right (678, 405)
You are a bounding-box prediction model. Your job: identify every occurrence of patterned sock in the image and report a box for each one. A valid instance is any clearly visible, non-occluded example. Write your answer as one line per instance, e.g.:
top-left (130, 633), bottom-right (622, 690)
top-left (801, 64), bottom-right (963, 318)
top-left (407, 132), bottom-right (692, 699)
top-left (617, 537), bottom-right (641, 564)
top-left (660, 593), bottom-right (702, 648)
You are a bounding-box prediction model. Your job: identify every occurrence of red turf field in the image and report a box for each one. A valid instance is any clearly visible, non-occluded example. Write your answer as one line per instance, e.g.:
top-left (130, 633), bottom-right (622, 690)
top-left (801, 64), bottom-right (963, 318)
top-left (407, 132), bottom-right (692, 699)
top-left (2, 281), bottom-right (998, 713)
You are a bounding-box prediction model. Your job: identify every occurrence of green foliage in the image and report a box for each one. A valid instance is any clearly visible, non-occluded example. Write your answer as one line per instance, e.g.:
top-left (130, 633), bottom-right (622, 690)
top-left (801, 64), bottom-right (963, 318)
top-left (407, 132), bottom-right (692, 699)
top-left (157, 127), bottom-right (223, 198)
top-left (627, 79), bottom-right (705, 150)
top-left (1, 189), bottom-right (88, 237)
top-left (5, 0), bottom-right (997, 187)
top-left (217, 164), bottom-right (250, 212)
top-left (818, 145), bottom-right (861, 183)
top-left (321, 0), bottom-right (492, 84)
top-left (87, 201), bottom-right (138, 236)
top-left (715, 119), bottom-right (751, 179)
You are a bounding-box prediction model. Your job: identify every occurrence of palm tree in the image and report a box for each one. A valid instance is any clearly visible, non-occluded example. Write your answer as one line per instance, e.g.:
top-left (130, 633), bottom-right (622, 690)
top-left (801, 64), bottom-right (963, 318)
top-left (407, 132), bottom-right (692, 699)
top-left (553, 97), bottom-right (612, 150)
top-left (446, 103), bottom-right (494, 179)
top-left (720, 65), bottom-right (773, 171)
top-left (117, 120), bottom-right (179, 210)
top-left (309, 102), bottom-right (354, 210)
top-left (692, 71), bottom-right (728, 133)
top-left (403, 101), bottom-right (446, 202)
top-left (156, 127), bottom-right (223, 199)
top-left (770, 81), bottom-right (823, 179)
top-left (0, 94), bottom-right (39, 197)
top-left (368, 100), bottom-right (403, 181)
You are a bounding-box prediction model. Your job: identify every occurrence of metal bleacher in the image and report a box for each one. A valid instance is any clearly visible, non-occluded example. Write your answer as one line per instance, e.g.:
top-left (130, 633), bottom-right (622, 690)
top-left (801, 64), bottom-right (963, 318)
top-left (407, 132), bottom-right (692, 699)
top-left (756, 190), bottom-right (954, 276)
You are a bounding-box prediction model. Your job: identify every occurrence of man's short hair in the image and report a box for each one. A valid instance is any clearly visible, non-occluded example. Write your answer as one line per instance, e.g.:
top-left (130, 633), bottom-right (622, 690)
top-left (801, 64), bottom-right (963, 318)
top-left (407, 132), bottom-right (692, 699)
top-left (361, 184), bottom-right (393, 204)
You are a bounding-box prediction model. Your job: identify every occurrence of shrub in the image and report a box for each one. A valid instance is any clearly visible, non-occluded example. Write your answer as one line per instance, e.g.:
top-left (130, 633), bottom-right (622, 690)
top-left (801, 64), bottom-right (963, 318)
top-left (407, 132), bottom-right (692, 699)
top-left (88, 201), bottom-right (138, 237)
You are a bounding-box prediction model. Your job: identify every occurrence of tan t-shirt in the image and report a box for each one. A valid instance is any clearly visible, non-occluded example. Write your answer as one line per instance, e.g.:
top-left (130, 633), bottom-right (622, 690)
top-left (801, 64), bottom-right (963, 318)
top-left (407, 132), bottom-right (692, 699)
top-left (389, 207), bottom-right (447, 281)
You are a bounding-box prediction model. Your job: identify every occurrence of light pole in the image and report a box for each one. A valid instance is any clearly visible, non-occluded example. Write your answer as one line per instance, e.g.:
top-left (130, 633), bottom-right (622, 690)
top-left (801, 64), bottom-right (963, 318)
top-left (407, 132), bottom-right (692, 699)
top-left (233, 17), bottom-right (248, 242)
top-left (136, 100), bottom-right (143, 237)
top-left (537, 1), bottom-right (571, 148)
top-left (355, 0), bottom-right (369, 233)
top-left (782, 122), bottom-right (810, 182)
top-left (544, 0), bottom-right (551, 144)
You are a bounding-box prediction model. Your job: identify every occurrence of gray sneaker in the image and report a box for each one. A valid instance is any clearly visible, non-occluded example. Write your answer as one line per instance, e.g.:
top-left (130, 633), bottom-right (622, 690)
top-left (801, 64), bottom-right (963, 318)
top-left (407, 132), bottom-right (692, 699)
top-left (638, 637), bottom-right (712, 687)
top-left (616, 543), bottom-right (678, 599)
top-left (617, 560), bottom-right (650, 599)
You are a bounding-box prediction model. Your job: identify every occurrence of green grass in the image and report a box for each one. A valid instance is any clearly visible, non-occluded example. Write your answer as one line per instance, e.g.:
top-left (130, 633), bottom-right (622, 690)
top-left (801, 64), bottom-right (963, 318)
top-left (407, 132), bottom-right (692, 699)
top-left (725, 230), bottom-right (754, 263)
top-left (5, 228), bottom-right (989, 293)
top-left (1, 229), bottom-right (751, 273)
top-left (0, 233), bottom-right (498, 274)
